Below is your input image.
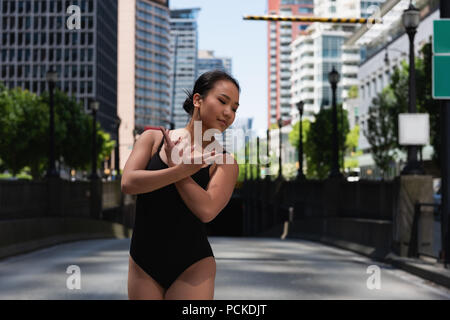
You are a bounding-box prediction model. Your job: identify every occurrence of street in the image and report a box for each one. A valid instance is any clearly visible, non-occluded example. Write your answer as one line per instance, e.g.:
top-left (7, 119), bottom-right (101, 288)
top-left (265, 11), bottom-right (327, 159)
top-left (0, 237), bottom-right (449, 300)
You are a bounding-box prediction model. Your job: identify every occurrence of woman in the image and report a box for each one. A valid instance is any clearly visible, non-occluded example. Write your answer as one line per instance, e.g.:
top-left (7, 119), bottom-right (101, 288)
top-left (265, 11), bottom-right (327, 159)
top-left (121, 70), bottom-right (240, 300)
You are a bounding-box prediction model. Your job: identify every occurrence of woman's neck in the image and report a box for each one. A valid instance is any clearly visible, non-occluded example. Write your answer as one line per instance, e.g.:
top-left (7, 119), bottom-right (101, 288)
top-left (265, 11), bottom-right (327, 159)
top-left (184, 120), bottom-right (216, 149)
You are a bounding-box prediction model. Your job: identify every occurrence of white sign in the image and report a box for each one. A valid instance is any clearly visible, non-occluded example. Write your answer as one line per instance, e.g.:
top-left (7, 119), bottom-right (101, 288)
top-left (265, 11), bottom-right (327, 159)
top-left (398, 114), bottom-right (430, 146)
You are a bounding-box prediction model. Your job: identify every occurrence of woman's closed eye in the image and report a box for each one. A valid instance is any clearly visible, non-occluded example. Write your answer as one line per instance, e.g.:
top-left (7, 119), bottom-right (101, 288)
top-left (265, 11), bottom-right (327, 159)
top-left (219, 98), bottom-right (237, 113)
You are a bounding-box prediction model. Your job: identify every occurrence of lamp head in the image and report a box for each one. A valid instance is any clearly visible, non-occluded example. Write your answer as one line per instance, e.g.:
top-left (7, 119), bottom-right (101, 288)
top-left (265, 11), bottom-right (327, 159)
top-left (89, 100), bottom-right (99, 111)
top-left (46, 69), bottom-right (58, 83)
top-left (402, 1), bottom-right (420, 30)
top-left (297, 100), bottom-right (304, 114)
top-left (328, 66), bottom-right (340, 85)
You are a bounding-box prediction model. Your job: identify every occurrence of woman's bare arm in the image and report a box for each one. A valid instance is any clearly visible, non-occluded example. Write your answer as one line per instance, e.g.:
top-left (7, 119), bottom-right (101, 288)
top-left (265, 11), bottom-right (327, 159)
top-left (121, 130), bottom-right (198, 195)
top-left (174, 155), bottom-right (238, 223)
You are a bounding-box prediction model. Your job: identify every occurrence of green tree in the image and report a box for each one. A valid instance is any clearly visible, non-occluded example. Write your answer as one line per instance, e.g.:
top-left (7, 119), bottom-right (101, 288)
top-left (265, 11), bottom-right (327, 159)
top-left (348, 85), bottom-right (359, 99)
top-left (0, 85), bottom-right (116, 179)
top-left (363, 87), bottom-right (398, 179)
top-left (0, 87), bottom-right (48, 177)
top-left (288, 118), bottom-right (311, 152)
top-left (416, 41), bottom-right (441, 170)
top-left (379, 40), bottom-right (440, 173)
top-left (304, 104), bottom-right (349, 179)
top-left (344, 125), bottom-right (361, 170)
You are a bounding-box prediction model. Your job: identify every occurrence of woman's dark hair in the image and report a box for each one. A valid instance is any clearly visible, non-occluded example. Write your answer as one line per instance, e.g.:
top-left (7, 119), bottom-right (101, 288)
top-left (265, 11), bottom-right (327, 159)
top-left (183, 70), bottom-right (240, 117)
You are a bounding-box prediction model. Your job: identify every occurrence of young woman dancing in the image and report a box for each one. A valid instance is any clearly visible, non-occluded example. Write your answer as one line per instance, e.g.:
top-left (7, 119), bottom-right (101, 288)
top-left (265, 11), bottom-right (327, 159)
top-left (122, 70), bottom-right (240, 300)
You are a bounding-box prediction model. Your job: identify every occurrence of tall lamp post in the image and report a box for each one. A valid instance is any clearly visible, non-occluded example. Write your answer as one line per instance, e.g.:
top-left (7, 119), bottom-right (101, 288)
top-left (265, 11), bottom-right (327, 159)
top-left (296, 101), bottom-right (306, 181)
top-left (89, 100), bottom-right (100, 180)
top-left (114, 117), bottom-right (121, 178)
top-left (46, 68), bottom-right (59, 178)
top-left (265, 129), bottom-right (271, 181)
top-left (277, 117), bottom-right (283, 179)
top-left (328, 66), bottom-right (343, 179)
top-left (401, 0), bottom-right (424, 175)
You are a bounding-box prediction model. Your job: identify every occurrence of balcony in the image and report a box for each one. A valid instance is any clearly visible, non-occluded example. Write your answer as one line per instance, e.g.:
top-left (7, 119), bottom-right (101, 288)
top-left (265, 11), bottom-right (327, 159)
top-left (300, 80), bottom-right (315, 88)
top-left (342, 53), bottom-right (360, 63)
top-left (299, 67), bottom-right (314, 79)
top-left (342, 77), bottom-right (359, 87)
top-left (300, 91), bottom-right (315, 101)
top-left (294, 55), bottom-right (314, 66)
top-left (342, 65), bottom-right (359, 75)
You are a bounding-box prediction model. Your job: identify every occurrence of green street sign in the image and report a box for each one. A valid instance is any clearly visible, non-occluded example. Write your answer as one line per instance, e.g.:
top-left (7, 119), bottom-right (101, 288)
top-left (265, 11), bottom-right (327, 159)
top-left (433, 55), bottom-right (450, 99)
top-left (432, 19), bottom-right (450, 100)
top-left (433, 20), bottom-right (450, 54)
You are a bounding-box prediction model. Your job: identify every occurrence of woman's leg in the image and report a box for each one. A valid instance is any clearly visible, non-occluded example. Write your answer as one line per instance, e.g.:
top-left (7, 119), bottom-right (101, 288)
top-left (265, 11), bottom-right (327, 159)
top-left (164, 256), bottom-right (216, 300)
top-left (128, 256), bottom-right (165, 300)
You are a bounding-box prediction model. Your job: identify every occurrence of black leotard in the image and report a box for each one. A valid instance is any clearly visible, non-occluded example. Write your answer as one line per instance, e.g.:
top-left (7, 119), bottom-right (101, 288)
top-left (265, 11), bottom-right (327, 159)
top-left (129, 136), bottom-right (224, 290)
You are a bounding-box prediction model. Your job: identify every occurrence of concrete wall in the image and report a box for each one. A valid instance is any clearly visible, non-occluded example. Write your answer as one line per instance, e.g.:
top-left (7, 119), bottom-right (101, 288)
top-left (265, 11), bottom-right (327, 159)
top-left (0, 217), bottom-right (132, 260)
top-left (0, 178), bottom-right (135, 260)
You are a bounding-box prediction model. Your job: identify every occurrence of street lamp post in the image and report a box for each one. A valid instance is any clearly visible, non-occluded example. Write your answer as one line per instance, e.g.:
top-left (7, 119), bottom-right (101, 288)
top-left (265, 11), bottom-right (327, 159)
top-left (265, 129), bottom-right (271, 181)
top-left (114, 117), bottom-right (121, 178)
top-left (46, 69), bottom-right (59, 178)
top-left (328, 66), bottom-right (343, 179)
top-left (401, 0), bottom-right (424, 175)
top-left (257, 136), bottom-right (261, 180)
top-left (278, 117), bottom-right (283, 179)
top-left (89, 100), bottom-right (100, 180)
top-left (296, 101), bottom-right (306, 181)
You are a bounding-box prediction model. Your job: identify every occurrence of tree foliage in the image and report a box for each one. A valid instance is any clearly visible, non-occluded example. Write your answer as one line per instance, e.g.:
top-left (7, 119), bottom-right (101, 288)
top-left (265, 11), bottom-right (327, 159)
top-left (363, 87), bottom-right (398, 178)
top-left (0, 84), bottom-right (115, 180)
top-left (364, 41), bottom-right (441, 175)
top-left (304, 104), bottom-right (349, 179)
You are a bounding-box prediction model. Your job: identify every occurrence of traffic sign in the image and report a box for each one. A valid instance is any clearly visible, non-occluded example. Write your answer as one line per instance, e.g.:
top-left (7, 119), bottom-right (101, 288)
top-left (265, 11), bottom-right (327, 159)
top-left (433, 19), bottom-right (450, 54)
top-left (432, 19), bottom-right (450, 99)
top-left (433, 55), bottom-right (450, 99)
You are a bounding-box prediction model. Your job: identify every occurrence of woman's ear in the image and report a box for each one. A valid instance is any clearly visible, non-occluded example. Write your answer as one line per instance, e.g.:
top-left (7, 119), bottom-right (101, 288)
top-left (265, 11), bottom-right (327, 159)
top-left (193, 93), bottom-right (202, 107)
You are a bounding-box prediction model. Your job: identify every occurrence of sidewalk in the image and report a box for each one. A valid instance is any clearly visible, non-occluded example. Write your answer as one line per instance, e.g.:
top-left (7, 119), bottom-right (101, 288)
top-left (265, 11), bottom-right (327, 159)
top-left (384, 253), bottom-right (450, 289)
top-left (261, 223), bottom-right (450, 290)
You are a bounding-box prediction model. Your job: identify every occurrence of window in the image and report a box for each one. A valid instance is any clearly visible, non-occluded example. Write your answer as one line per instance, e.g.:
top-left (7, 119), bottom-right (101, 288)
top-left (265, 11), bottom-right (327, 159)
top-left (299, 7), bottom-right (313, 14)
top-left (322, 36), bottom-right (344, 58)
top-left (299, 25), bottom-right (308, 31)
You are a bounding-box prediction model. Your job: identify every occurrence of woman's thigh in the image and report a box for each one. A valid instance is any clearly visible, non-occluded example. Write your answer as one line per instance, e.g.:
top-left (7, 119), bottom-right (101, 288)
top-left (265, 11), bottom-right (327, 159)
top-left (164, 256), bottom-right (216, 300)
top-left (128, 256), bottom-right (165, 300)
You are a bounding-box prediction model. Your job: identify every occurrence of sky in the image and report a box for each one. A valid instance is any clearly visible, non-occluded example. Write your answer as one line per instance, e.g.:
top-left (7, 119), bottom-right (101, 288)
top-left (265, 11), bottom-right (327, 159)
top-left (169, 0), bottom-right (269, 136)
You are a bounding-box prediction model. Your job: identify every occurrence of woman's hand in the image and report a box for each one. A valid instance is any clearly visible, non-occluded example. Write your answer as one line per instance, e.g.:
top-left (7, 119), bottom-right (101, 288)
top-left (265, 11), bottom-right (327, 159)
top-left (159, 127), bottom-right (217, 174)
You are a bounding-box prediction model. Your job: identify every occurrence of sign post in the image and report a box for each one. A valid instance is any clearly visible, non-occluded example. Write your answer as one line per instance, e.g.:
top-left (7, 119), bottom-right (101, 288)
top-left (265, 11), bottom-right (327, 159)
top-left (434, 1), bottom-right (450, 268)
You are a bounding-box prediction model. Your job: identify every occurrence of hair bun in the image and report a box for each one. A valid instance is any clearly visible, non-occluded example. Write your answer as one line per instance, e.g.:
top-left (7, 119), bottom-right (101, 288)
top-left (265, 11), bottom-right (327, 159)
top-left (182, 89), bottom-right (194, 116)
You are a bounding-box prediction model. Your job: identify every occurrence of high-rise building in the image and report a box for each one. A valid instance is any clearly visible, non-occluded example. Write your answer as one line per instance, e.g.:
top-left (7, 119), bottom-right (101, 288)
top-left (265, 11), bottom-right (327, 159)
top-left (343, 0), bottom-right (438, 178)
top-left (0, 0), bottom-right (119, 177)
top-left (0, 0), bottom-right (118, 139)
top-left (267, 0), bottom-right (314, 129)
top-left (290, 0), bottom-right (386, 123)
top-left (169, 7), bottom-right (200, 129)
top-left (118, 0), bottom-right (171, 169)
top-left (197, 50), bottom-right (232, 77)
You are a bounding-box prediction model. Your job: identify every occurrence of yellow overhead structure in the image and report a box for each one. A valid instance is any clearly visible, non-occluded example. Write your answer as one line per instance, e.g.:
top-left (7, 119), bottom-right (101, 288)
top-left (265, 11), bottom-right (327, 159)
top-left (243, 15), bottom-right (382, 24)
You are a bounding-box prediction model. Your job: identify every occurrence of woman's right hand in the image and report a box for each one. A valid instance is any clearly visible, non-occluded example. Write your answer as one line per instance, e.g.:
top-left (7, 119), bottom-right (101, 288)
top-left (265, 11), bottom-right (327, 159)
top-left (160, 127), bottom-right (217, 175)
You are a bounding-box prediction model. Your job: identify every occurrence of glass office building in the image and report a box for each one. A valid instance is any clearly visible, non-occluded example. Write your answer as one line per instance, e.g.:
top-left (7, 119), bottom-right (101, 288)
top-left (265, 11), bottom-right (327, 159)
top-left (118, 0), bottom-right (171, 169)
top-left (169, 8), bottom-right (200, 129)
top-left (134, 0), bottom-right (171, 131)
top-left (0, 0), bottom-right (118, 140)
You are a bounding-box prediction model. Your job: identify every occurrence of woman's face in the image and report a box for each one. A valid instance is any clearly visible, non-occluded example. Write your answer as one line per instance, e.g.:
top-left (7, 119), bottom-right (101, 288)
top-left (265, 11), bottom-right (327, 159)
top-left (193, 80), bottom-right (240, 133)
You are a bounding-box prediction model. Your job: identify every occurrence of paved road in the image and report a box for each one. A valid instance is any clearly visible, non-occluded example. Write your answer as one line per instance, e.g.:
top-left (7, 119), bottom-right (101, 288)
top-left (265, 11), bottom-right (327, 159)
top-left (0, 237), bottom-right (450, 300)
